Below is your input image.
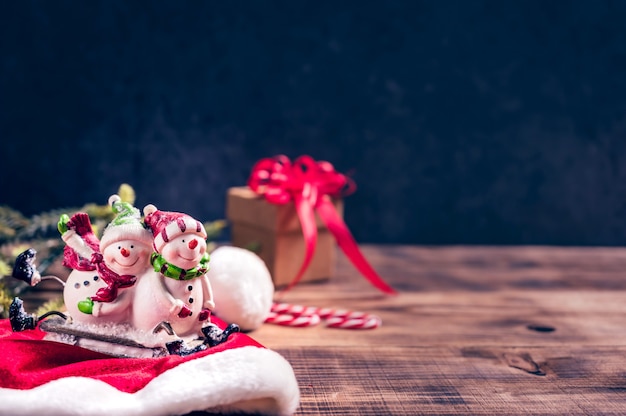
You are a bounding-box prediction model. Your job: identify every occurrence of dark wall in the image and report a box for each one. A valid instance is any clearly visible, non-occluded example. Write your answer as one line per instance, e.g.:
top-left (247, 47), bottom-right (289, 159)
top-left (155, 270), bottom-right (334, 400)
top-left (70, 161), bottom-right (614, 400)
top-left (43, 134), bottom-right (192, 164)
top-left (2, 0), bottom-right (626, 245)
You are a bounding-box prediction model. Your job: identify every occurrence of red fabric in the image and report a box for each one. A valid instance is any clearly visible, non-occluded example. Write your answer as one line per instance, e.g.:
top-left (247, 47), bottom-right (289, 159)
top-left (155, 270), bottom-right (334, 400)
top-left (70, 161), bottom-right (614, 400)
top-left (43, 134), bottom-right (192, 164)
top-left (248, 154), bottom-right (397, 294)
top-left (0, 318), bottom-right (258, 394)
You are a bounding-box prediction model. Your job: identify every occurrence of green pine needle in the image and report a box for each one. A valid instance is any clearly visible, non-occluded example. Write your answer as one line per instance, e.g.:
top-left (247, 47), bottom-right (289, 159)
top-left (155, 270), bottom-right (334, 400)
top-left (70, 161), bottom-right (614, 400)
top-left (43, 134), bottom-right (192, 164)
top-left (35, 296), bottom-right (66, 317)
top-left (0, 283), bottom-right (14, 318)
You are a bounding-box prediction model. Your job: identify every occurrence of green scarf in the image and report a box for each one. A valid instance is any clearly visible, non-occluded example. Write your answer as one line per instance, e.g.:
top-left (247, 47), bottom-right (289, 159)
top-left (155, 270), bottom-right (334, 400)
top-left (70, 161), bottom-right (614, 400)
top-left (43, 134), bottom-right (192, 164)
top-left (150, 252), bottom-right (210, 281)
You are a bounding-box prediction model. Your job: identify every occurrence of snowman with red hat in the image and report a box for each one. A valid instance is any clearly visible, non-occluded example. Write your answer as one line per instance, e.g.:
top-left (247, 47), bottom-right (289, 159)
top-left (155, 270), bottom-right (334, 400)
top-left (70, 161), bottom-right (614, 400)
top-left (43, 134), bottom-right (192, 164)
top-left (132, 204), bottom-right (239, 355)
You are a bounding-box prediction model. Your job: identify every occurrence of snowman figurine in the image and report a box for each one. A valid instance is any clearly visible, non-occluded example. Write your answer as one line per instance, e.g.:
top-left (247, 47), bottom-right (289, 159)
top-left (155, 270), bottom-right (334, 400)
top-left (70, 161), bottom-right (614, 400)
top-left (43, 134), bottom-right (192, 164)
top-left (131, 204), bottom-right (239, 354)
top-left (60, 195), bottom-right (153, 325)
top-left (9, 195), bottom-right (153, 332)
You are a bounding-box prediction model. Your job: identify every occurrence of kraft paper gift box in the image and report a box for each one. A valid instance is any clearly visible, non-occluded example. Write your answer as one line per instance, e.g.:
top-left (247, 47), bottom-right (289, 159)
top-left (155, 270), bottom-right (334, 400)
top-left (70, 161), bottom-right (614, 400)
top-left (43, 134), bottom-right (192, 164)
top-left (226, 186), bottom-right (344, 288)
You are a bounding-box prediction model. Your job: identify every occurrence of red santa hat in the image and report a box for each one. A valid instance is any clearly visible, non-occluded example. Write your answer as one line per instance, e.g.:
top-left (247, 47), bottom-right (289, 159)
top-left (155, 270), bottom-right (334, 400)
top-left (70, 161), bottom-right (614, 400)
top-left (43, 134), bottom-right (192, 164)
top-left (143, 204), bottom-right (208, 253)
top-left (0, 316), bottom-right (300, 415)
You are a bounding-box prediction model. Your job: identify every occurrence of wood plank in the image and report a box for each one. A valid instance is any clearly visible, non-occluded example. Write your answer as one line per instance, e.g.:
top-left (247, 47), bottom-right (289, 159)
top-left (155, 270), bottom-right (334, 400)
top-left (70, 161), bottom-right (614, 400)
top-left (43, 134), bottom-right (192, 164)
top-left (249, 245), bottom-right (626, 414)
top-left (279, 346), bottom-right (626, 415)
top-left (253, 290), bottom-right (626, 349)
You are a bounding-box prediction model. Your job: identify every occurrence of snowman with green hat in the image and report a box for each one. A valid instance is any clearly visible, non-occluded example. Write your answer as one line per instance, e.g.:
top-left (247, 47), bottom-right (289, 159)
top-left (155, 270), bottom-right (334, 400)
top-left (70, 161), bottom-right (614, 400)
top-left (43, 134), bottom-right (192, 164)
top-left (9, 194), bottom-right (155, 336)
top-left (60, 194), bottom-right (153, 324)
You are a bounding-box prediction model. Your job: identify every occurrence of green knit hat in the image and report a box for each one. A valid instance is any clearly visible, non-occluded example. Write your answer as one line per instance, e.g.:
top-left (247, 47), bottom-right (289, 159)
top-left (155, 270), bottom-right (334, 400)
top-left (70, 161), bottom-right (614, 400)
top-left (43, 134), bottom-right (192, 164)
top-left (99, 194), bottom-right (153, 251)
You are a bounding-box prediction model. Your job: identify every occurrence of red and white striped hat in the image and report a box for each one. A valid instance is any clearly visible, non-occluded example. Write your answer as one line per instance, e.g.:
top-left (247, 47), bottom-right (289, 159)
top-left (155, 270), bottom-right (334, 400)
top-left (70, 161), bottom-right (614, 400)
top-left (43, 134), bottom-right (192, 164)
top-left (142, 204), bottom-right (207, 253)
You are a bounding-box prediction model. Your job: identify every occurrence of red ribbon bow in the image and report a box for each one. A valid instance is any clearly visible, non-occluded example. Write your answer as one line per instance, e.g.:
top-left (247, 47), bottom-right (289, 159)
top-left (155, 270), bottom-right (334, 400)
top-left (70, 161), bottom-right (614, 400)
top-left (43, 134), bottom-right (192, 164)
top-left (248, 155), bottom-right (396, 295)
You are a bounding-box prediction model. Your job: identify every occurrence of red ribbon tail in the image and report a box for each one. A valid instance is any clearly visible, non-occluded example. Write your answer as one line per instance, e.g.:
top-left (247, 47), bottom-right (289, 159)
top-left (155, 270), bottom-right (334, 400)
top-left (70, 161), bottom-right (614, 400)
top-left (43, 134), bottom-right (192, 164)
top-left (279, 195), bottom-right (318, 295)
top-left (316, 197), bottom-right (397, 295)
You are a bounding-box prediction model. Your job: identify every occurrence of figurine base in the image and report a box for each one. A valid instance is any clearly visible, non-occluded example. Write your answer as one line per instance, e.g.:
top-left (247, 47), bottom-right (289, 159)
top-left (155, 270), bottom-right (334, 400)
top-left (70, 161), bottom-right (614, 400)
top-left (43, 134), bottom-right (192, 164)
top-left (38, 317), bottom-right (198, 358)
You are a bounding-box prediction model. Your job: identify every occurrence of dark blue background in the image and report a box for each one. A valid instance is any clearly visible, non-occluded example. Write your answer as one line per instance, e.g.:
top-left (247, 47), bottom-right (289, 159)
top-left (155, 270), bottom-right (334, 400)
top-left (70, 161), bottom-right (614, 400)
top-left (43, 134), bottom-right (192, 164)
top-left (2, 0), bottom-right (626, 245)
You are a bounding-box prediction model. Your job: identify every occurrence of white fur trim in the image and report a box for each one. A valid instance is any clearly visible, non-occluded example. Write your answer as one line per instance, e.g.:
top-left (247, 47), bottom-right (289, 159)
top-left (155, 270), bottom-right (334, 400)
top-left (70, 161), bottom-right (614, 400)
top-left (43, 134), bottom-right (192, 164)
top-left (99, 223), bottom-right (153, 251)
top-left (208, 246), bottom-right (274, 331)
top-left (143, 204), bottom-right (157, 217)
top-left (108, 194), bottom-right (121, 206)
top-left (0, 346), bottom-right (300, 416)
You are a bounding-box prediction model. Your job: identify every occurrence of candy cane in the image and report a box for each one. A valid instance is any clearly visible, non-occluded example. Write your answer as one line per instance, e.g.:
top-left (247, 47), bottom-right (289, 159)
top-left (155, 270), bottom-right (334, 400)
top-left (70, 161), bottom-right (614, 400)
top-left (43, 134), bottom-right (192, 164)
top-left (326, 315), bottom-right (382, 329)
top-left (270, 302), bottom-right (319, 317)
top-left (266, 302), bottom-right (381, 330)
top-left (264, 310), bottom-right (321, 327)
top-left (316, 308), bottom-right (369, 320)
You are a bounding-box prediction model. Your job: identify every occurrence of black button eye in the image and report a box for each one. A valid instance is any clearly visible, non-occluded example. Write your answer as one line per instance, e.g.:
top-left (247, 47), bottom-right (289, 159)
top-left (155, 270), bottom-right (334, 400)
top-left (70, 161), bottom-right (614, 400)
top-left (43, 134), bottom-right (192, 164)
top-left (83, 281), bottom-right (90, 286)
top-left (93, 275), bottom-right (99, 281)
top-left (187, 285), bottom-right (193, 291)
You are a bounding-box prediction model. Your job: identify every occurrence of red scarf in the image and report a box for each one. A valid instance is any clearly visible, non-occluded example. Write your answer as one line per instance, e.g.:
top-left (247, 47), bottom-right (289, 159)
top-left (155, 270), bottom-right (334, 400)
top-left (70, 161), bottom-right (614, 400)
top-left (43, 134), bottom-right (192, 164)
top-left (63, 247), bottom-right (136, 303)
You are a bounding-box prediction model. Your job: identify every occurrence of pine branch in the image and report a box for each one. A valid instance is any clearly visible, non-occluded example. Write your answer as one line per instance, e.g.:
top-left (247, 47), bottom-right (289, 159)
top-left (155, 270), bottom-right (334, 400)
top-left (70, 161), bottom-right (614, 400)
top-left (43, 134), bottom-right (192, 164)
top-left (0, 206), bottom-right (29, 243)
top-left (35, 296), bottom-right (66, 317)
top-left (204, 219), bottom-right (227, 241)
top-left (0, 282), bottom-right (14, 319)
top-left (17, 208), bottom-right (78, 241)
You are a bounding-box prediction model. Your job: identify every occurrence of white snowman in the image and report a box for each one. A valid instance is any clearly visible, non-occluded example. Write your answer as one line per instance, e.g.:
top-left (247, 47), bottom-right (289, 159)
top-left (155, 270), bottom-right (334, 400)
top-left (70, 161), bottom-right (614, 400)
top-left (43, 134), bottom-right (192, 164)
top-left (131, 204), bottom-right (239, 352)
top-left (60, 195), bottom-right (153, 325)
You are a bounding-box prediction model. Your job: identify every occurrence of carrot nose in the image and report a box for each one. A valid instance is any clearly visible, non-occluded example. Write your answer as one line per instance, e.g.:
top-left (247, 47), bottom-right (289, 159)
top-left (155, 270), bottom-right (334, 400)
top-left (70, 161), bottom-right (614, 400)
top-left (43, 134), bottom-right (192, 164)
top-left (120, 247), bottom-right (130, 257)
top-left (188, 239), bottom-right (198, 249)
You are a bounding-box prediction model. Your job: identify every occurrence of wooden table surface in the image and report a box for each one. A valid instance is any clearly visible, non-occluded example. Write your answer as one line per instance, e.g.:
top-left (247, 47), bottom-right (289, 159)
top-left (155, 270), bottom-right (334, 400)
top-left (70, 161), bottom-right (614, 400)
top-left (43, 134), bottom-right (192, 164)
top-left (23, 244), bottom-right (626, 415)
top-left (251, 245), bottom-right (626, 415)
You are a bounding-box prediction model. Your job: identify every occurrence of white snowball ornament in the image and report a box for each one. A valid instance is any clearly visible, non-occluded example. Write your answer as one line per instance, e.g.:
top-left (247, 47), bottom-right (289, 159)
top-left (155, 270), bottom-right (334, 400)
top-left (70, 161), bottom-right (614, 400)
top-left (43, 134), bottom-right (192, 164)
top-left (207, 246), bottom-right (275, 331)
